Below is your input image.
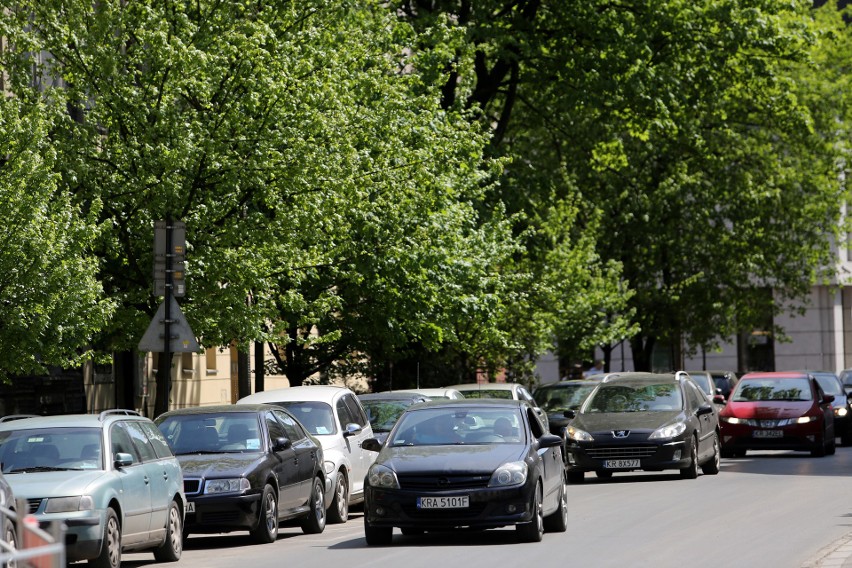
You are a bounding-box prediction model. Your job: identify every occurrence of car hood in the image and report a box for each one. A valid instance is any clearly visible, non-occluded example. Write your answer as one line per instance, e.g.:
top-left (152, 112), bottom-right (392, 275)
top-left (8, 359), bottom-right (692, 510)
top-left (574, 411), bottom-right (682, 433)
top-left (5, 470), bottom-right (109, 498)
top-left (722, 401), bottom-right (814, 419)
top-left (377, 444), bottom-right (525, 475)
top-left (177, 452), bottom-right (266, 477)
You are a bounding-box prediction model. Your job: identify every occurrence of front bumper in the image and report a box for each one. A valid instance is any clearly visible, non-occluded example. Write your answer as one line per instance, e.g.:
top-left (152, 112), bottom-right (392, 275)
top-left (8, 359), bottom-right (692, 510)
top-left (29, 509), bottom-right (104, 562)
top-left (184, 492), bottom-right (262, 533)
top-left (565, 439), bottom-right (689, 473)
top-left (364, 482), bottom-right (535, 530)
top-left (720, 421), bottom-right (824, 452)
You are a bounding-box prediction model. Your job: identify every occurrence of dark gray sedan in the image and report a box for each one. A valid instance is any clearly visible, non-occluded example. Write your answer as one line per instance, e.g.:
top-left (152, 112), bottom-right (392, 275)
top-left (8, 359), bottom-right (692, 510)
top-left (362, 399), bottom-right (567, 545)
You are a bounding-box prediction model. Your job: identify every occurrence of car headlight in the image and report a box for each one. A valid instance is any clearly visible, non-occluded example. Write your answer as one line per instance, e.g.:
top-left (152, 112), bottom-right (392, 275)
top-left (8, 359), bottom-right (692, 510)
top-left (204, 478), bottom-right (250, 494)
top-left (323, 460), bottom-right (335, 475)
top-left (367, 464), bottom-right (399, 489)
top-left (649, 422), bottom-right (687, 440)
top-left (45, 496), bottom-right (94, 513)
top-left (567, 426), bottom-right (594, 442)
top-left (720, 416), bottom-right (741, 424)
top-left (794, 416), bottom-right (817, 424)
top-left (488, 461), bottom-right (527, 487)
top-left (835, 407), bottom-right (848, 417)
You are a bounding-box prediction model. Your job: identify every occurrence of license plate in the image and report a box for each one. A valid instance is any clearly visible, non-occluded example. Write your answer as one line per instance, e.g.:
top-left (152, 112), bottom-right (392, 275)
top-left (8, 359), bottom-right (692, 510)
top-left (604, 459), bottom-right (640, 469)
top-left (753, 430), bottom-right (783, 438)
top-left (186, 502), bottom-right (195, 513)
top-left (417, 496), bottom-right (469, 509)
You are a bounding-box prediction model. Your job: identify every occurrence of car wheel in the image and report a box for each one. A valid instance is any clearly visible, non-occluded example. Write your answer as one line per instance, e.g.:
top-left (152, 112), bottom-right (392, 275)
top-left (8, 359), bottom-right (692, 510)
top-left (701, 432), bottom-right (721, 475)
top-left (516, 483), bottom-right (544, 543)
top-left (153, 500), bottom-right (182, 562)
top-left (250, 484), bottom-right (279, 544)
top-left (680, 436), bottom-right (699, 479)
top-left (300, 476), bottom-right (327, 535)
top-left (90, 508), bottom-right (121, 568)
top-left (543, 480), bottom-right (568, 533)
top-left (364, 516), bottom-right (392, 546)
top-left (328, 470), bottom-right (349, 524)
top-left (811, 431), bottom-right (827, 457)
top-left (595, 470), bottom-right (613, 479)
top-left (3, 515), bottom-right (17, 568)
top-left (566, 470), bottom-right (584, 484)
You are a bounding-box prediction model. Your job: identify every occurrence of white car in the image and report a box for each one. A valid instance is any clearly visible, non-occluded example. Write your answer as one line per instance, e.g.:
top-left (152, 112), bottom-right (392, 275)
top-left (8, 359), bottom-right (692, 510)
top-left (394, 388), bottom-right (465, 400)
top-left (447, 382), bottom-right (547, 422)
top-left (237, 386), bottom-right (377, 523)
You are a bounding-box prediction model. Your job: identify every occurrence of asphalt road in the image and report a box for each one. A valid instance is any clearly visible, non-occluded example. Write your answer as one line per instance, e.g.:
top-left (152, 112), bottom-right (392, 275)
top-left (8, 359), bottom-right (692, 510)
top-left (122, 446), bottom-right (852, 568)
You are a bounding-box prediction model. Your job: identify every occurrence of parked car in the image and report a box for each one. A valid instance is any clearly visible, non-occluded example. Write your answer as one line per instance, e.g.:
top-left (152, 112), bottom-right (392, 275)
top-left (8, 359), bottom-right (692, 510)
top-left (708, 370), bottom-right (739, 401)
top-left (362, 398), bottom-right (567, 545)
top-left (563, 372), bottom-right (721, 482)
top-left (0, 470), bottom-right (17, 563)
top-left (793, 371), bottom-right (852, 446)
top-left (532, 379), bottom-right (598, 439)
top-left (0, 410), bottom-right (185, 568)
top-left (155, 404), bottom-right (326, 542)
top-left (357, 392), bottom-right (430, 444)
top-left (394, 388), bottom-right (465, 400)
top-left (237, 386), bottom-right (378, 524)
top-left (448, 382), bottom-right (547, 423)
top-left (718, 371), bottom-right (836, 457)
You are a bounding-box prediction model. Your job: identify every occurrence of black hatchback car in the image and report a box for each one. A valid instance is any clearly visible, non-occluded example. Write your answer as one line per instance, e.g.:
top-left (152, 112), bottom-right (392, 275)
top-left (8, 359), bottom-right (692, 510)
top-left (362, 399), bottom-right (567, 545)
top-left (563, 372), bottom-right (721, 482)
top-left (155, 404), bottom-right (326, 543)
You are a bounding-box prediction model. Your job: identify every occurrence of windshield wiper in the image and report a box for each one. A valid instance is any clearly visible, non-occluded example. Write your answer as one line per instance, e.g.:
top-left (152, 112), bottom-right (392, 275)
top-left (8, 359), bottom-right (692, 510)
top-left (7, 466), bottom-right (69, 473)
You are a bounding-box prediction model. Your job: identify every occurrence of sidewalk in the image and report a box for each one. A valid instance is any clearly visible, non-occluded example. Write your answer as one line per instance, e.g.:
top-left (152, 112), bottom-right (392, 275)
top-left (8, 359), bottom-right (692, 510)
top-left (802, 532), bottom-right (852, 567)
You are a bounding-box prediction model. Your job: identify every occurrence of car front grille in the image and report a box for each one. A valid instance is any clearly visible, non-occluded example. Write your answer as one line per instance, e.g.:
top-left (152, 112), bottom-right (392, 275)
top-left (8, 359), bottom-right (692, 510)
top-left (398, 475), bottom-right (490, 491)
top-left (585, 446), bottom-right (659, 460)
top-left (26, 498), bottom-right (42, 514)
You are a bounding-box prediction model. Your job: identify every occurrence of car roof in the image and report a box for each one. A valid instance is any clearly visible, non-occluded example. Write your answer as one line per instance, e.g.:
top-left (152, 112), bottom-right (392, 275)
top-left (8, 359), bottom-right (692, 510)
top-left (739, 371), bottom-right (812, 380)
top-left (598, 372), bottom-right (689, 386)
top-left (396, 388), bottom-right (463, 396)
top-left (357, 392), bottom-right (429, 402)
top-left (448, 383), bottom-right (520, 391)
top-left (156, 403), bottom-right (277, 419)
top-left (0, 409), bottom-right (147, 430)
top-left (535, 379), bottom-right (600, 389)
top-left (407, 398), bottom-right (527, 410)
top-left (237, 385), bottom-right (352, 404)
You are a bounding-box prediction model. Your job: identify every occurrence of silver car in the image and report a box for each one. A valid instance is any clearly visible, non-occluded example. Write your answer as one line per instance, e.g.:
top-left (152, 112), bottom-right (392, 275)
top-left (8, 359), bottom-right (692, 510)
top-left (0, 410), bottom-right (185, 568)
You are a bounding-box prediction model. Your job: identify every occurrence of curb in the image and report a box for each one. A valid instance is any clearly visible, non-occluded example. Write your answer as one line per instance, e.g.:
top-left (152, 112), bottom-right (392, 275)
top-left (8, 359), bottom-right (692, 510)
top-left (803, 533), bottom-right (852, 567)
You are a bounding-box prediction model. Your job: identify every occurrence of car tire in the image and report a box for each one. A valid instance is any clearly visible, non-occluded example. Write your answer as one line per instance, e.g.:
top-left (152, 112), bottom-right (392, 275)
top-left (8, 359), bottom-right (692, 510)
top-left (827, 435), bottom-right (837, 456)
top-left (516, 483), bottom-right (544, 543)
top-left (300, 476), bottom-right (327, 535)
top-left (543, 480), bottom-right (568, 533)
top-left (250, 484), bottom-right (279, 544)
top-left (90, 508), bottom-right (121, 568)
top-left (566, 470), bottom-right (584, 484)
top-left (701, 432), bottom-right (721, 475)
top-left (153, 500), bottom-right (182, 562)
top-left (811, 431), bottom-right (827, 457)
top-left (680, 436), bottom-right (699, 479)
top-left (595, 470), bottom-right (613, 479)
top-left (327, 470), bottom-right (349, 524)
top-left (3, 514), bottom-right (17, 568)
top-left (364, 517), bottom-right (392, 546)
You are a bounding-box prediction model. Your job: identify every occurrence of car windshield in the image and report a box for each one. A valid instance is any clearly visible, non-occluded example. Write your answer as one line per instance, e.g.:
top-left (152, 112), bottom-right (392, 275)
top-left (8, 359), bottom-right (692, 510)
top-left (813, 375), bottom-right (843, 396)
top-left (361, 400), bottom-right (415, 433)
top-left (732, 378), bottom-right (813, 402)
top-left (157, 413), bottom-right (262, 454)
top-left (584, 383), bottom-right (683, 413)
top-left (388, 407), bottom-right (525, 446)
top-left (0, 427), bottom-right (103, 472)
top-left (275, 402), bottom-right (337, 436)
top-left (534, 384), bottom-right (596, 412)
top-left (458, 389), bottom-right (513, 400)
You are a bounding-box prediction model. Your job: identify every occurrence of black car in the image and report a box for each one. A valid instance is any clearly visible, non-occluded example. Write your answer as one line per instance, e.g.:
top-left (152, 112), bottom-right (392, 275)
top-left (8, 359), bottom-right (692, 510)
top-left (362, 399), bottom-right (567, 545)
top-left (563, 371), bottom-right (721, 482)
top-left (358, 392), bottom-right (431, 444)
top-left (533, 380), bottom-right (599, 436)
top-left (807, 371), bottom-right (852, 446)
top-left (155, 404), bottom-right (326, 542)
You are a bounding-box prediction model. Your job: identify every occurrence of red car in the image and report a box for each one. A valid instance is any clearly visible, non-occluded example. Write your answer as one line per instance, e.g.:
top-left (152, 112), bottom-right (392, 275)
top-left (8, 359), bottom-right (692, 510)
top-left (719, 371), bottom-right (836, 458)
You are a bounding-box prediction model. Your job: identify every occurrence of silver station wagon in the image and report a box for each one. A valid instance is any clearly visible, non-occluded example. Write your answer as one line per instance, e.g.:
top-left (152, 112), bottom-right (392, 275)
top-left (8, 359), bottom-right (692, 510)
top-left (0, 410), bottom-right (185, 568)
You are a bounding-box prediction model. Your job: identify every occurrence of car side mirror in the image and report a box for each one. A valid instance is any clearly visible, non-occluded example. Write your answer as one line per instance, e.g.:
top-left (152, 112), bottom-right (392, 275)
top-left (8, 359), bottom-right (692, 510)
top-left (696, 405), bottom-right (714, 417)
top-left (362, 438), bottom-right (382, 453)
top-left (713, 394), bottom-right (726, 405)
top-left (342, 423), bottom-right (362, 437)
top-left (538, 434), bottom-right (563, 449)
top-left (114, 452), bottom-right (134, 468)
top-left (823, 394), bottom-right (834, 405)
top-left (563, 410), bottom-right (576, 420)
top-left (273, 436), bottom-right (292, 451)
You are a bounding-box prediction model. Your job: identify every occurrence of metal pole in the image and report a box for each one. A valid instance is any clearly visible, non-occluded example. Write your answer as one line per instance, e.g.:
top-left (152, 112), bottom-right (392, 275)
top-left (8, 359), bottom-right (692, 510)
top-left (161, 215), bottom-right (173, 414)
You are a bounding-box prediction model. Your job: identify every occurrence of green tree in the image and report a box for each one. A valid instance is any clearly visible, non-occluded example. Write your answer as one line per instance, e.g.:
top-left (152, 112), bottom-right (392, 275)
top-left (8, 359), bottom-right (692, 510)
top-left (0, 95), bottom-right (113, 380)
top-left (0, 0), bottom-right (514, 408)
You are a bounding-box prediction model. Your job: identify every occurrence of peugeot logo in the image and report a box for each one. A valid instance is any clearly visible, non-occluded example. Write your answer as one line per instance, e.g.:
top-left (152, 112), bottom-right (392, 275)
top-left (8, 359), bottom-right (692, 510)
top-left (612, 430), bottom-right (630, 438)
top-left (437, 477), bottom-right (450, 486)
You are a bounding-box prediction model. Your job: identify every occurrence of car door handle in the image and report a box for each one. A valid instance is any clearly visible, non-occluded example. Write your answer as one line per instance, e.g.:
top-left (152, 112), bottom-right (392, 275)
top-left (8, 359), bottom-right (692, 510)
top-left (144, 475), bottom-right (150, 485)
